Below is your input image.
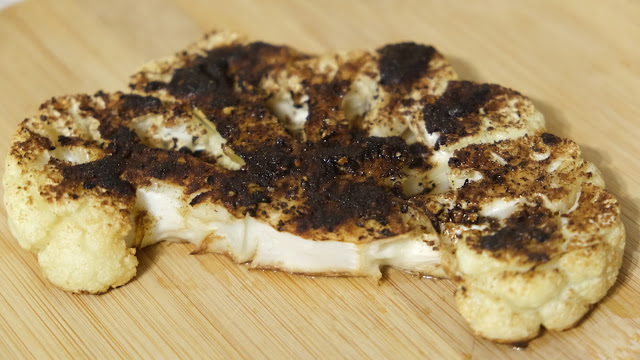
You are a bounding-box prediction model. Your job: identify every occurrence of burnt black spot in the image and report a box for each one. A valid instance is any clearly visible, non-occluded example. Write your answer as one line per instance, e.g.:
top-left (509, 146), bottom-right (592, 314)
top-left (190, 191), bottom-right (211, 206)
top-left (541, 132), bottom-right (561, 146)
top-left (58, 135), bottom-right (76, 146)
top-left (167, 43), bottom-right (297, 107)
top-left (144, 81), bottom-right (165, 92)
top-left (120, 94), bottom-right (162, 116)
top-left (491, 172), bottom-right (505, 184)
top-left (235, 141), bottom-right (297, 183)
top-left (245, 190), bottom-right (272, 205)
top-left (167, 48), bottom-right (237, 106)
top-left (377, 42), bottom-right (435, 88)
top-left (298, 179), bottom-right (394, 233)
top-left (60, 133), bottom-right (136, 197)
top-left (423, 81), bottom-right (493, 139)
top-left (229, 42), bottom-right (299, 89)
top-left (479, 225), bottom-right (549, 251)
top-left (477, 208), bottom-right (556, 263)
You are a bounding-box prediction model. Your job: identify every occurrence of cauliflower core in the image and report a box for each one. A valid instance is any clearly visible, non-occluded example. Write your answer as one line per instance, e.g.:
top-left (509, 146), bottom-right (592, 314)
top-left (2, 31), bottom-right (624, 343)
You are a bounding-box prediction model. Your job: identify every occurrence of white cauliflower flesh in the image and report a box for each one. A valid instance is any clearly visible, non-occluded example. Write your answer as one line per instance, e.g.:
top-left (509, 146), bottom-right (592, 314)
top-left (2, 31), bottom-right (624, 343)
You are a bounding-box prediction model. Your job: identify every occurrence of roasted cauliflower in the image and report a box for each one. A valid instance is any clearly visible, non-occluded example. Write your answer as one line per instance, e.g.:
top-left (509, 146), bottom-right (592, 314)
top-left (2, 30), bottom-right (624, 342)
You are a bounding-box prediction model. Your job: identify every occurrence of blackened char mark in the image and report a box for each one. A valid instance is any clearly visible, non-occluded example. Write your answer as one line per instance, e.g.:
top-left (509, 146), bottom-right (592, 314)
top-left (57, 135), bottom-right (86, 147)
top-left (234, 137), bottom-right (297, 185)
top-left (298, 135), bottom-right (431, 192)
top-left (229, 42), bottom-right (302, 90)
top-left (144, 81), bottom-right (165, 92)
top-left (298, 178), bottom-right (395, 233)
top-left (377, 42), bottom-right (436, 88)
top-left (167, 46), bottom-right (238, 108)
top-left (167, 42), bottom-right (298, 106)
top-left (477, 207), bottom-right (556, 263)
top-left (59, 128), bottom-right (138, 197)
top-left (120, 94), bottom-right (162, 116)
top-left (423, 81), bottom-right (494, 141)
top-left (541, 132), bottom-right (561, 146)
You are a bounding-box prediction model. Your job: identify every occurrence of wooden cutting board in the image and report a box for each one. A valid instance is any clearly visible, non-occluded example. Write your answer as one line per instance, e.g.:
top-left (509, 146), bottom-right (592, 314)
top-left (1, 0), bottom-right (639, 358)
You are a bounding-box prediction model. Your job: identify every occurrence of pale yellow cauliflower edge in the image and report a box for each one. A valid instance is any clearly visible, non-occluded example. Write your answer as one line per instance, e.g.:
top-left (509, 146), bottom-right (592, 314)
top-left (3, 124), bottom-right (138, 294)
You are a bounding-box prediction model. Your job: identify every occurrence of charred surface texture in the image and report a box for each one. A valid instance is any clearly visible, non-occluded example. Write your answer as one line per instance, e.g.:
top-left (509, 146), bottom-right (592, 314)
top-left (378, 42), bottom-right (435, 88)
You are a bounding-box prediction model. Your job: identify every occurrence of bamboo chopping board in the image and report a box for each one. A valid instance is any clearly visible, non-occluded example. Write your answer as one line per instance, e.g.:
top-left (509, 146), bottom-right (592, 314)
top-left (1, 0), bottom-right (639, 358)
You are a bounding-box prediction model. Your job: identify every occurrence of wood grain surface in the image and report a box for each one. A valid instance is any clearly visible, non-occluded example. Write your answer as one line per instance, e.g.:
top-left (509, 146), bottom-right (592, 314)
top-left (1, 0), bottom-right (639, 358)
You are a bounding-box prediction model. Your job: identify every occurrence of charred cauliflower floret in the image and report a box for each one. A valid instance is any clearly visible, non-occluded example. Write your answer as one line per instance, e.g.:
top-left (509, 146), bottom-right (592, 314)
top-left (448, 185), bottom-right (624, 342)
top-left (436, 135), bottom-right (625, 341)
top-left (3, 96), bottom-right (138, 293)
top-left (2, 30), bottom-right (624, 342)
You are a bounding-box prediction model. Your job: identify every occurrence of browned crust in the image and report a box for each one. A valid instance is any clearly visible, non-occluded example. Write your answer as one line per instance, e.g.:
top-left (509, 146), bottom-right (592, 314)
top-left (10, 32), bottom-right (621, 266)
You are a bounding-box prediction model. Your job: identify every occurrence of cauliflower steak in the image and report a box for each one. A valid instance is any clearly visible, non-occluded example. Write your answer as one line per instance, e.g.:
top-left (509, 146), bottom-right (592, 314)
top-left (2, 30), bottom-right (624, 342)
